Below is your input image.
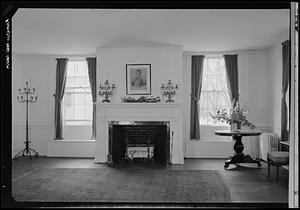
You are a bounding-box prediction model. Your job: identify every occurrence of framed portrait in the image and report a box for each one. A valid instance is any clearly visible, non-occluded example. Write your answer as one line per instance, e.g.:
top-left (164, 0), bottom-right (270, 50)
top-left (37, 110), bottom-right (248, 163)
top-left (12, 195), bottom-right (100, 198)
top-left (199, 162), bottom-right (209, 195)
top-left (126, 64), bottom-right (151, 95)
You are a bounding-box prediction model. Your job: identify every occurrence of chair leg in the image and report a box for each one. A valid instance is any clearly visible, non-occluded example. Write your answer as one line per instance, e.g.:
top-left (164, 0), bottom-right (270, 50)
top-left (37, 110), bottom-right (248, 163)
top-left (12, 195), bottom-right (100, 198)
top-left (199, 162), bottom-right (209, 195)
top-left (267, 160), bottom-right (270, 178)
top-left (276, 166), bottom-right (279, 181)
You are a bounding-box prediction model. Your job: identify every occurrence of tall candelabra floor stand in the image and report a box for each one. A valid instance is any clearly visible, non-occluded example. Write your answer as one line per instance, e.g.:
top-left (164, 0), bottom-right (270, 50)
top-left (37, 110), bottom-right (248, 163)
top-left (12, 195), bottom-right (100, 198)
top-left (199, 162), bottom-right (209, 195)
top-left (14, 81), bottom-right (39, 159)
top-left (14, 142), bottom-right (39, 159)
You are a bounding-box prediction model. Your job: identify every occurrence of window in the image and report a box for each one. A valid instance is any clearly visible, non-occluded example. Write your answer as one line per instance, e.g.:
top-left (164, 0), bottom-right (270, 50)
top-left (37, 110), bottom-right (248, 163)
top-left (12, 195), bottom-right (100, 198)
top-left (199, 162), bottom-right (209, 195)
top-left (199, 56), bottom-right (231, 125)
top-left (63, 60), bottom-right (92, 125)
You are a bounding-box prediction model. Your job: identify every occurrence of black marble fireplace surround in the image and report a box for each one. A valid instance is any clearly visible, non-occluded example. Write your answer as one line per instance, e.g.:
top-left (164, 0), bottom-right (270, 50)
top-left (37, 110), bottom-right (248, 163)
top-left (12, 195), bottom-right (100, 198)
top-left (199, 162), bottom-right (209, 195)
top-left (108, 121), bottom-right (170, 165)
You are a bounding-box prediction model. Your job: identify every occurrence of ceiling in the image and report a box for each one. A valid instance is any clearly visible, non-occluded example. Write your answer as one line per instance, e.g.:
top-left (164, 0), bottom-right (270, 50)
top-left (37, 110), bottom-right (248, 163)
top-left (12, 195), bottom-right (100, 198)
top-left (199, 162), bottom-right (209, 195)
top-left (12, 9), bottom-right (289, 55)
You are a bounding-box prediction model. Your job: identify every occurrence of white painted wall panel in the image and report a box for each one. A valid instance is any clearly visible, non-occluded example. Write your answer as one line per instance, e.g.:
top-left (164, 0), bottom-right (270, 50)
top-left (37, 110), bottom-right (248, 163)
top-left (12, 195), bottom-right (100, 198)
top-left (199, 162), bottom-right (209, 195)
top-left (47, 140), bottom-right (96, 157)
top-left (97, 47), bottom-right (183, 103)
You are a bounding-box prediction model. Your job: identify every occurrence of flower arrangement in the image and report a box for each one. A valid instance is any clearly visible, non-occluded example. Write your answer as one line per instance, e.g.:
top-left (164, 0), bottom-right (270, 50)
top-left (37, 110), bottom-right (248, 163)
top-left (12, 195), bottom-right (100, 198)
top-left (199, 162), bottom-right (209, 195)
top-left (121, 96), bottom-right (161, 103)
top-left (210, 99), bottom-right (256, 130)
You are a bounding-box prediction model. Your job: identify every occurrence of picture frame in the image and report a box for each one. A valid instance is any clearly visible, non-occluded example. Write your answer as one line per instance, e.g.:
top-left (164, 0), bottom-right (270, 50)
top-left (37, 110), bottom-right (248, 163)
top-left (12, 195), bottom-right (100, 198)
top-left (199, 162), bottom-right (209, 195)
top-left (126, 64), bottom-right (151, 95)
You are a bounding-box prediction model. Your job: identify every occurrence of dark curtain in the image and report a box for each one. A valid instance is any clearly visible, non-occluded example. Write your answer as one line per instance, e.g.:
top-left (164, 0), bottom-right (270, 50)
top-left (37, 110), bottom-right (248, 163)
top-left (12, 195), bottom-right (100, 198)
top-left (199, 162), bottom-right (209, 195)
top-left (190, 55), bottom-right (205, 140)
top-left (223, 54), bottom-right (239, 105)
top-left (281, 40), bottom-right (290, 141)
top-left (54, 58), bottom-right (68, 140)
top-left (86, 57), bottom-right (97, 139)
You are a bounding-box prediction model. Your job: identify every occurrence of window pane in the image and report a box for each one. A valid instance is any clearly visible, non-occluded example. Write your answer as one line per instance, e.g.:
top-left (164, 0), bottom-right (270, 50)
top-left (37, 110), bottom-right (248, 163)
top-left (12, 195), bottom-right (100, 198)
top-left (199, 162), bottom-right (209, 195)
top-left (85, 93), bottom-right (92, 103)
top-left (74, 93), bottom-right (85, 105)
top-left (85, 105), bottom-right (93, 120)
top-left (75, 62), bottom-right (86, 77)
top-left (64, 104), bottom-right (74, 120)
top-left (64, 93), bottom-right (73, 105)
top-left (74, 105), bottom-right (85, 119)
top-left (66, 77), bottom-right (75, 88)
top-left (75, 77), bottom-right (89, 87)
top-left (67, 62), bottom-right (75, 77)
top-left (84, 77), bottom-right (91, 87)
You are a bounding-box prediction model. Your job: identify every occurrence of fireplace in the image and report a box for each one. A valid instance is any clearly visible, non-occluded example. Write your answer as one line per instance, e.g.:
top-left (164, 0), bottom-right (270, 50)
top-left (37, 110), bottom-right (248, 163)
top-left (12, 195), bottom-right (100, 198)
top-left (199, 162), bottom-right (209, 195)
top-left (95, 103), bottom-right (183, 164)
top-left (108, 121), bottom-right (170, 165)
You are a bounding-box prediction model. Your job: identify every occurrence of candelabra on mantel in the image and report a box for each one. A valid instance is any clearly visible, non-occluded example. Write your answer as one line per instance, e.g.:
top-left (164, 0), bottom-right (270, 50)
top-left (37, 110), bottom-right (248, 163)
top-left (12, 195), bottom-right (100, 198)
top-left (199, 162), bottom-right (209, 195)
top-left (14, 81), bottom-right (39, 159)
top-left (160, 80), bottom-right (179, 103)
top-left (98, 80), bottom-right (116, 102)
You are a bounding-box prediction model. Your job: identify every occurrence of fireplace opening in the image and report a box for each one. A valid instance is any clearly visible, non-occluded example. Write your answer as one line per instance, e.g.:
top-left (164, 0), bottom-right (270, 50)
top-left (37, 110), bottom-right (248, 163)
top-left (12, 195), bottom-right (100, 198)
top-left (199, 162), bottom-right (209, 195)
top-left (108, 121), bottom-right (170, 165)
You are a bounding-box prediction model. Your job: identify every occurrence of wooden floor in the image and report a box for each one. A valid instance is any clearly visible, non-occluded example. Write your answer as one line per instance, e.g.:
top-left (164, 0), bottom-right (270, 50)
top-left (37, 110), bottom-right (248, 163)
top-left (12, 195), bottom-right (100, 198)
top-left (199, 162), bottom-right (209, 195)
top-left (12, 157), bottom-right (288, 205)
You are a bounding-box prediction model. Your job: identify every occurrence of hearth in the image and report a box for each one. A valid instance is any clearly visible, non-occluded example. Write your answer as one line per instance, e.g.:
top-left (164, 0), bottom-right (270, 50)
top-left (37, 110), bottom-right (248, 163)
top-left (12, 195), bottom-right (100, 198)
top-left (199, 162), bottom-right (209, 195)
top-left (108, 121), bottom-right (170, 165)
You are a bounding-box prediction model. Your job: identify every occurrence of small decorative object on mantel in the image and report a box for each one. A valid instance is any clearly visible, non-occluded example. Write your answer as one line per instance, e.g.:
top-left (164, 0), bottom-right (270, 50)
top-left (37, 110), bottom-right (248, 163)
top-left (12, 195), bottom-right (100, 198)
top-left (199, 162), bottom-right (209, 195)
top-left (210, 98), bottom-right (256, 131)
top-left (14, 81), bottom-right (39, 159)
top-left (121, 96), bottom-right (161, 103)
top-left (161, 80), bottom-right (179, 103)
top-left (98, 80), bottom-right (116, 102)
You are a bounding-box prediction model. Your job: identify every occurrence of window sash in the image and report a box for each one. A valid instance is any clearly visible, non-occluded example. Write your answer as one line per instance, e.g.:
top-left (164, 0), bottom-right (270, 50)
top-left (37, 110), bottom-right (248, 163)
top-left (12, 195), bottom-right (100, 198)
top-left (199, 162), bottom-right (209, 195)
top-left (64, 120), bottom-right (92, 126)
top-left (63, 60), bottom-right (92, 125)
top-left (65, 89), bottom-right (91, 93)
top-left (199, 57), bottom-right (230, 125)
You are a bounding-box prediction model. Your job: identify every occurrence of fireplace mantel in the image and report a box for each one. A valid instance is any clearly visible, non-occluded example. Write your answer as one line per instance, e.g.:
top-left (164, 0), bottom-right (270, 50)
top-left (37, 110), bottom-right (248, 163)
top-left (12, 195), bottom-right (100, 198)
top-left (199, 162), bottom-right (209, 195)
top-left (95, 102), bottom-right (184, 164)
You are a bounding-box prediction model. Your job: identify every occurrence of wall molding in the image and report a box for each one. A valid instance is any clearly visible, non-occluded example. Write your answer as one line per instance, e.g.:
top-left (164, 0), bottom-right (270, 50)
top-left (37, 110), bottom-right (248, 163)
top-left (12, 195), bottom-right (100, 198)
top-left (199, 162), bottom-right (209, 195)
top-left (183, 49), bottom-right (267, 56)
top-left (13, 125), bottom-right (50, 128)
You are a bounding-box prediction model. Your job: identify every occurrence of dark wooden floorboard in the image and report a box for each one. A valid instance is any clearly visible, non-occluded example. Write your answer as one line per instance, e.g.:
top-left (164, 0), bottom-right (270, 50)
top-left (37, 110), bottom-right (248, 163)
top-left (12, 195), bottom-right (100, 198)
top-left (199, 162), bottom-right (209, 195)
top-left (12, 157), bottom-right (289, 203)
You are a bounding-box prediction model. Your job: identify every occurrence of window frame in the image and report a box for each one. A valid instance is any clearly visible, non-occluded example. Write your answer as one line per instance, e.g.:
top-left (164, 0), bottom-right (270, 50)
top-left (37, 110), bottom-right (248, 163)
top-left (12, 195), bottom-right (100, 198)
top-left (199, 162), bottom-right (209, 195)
top-left (62, 59), bottom-right (92, 126)
top-left (199, 55), bottom-right (231, 126)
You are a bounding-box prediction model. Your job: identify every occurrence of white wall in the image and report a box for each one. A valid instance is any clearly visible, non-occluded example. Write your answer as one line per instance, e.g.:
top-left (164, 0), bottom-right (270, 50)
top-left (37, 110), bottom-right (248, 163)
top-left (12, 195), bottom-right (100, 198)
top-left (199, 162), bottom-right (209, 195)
top-left (12, 53), bottom-right (95, 157)
top-left (47, 140), bottom-right (95, 157)
top-left (97, 46), bottom-right (183, 103)
top-left (12, 54), bottom-right (55, 156)
top-left (238, 51), bottom-right (272, 158)
top-left (183, 50), bottom-right (272, 158)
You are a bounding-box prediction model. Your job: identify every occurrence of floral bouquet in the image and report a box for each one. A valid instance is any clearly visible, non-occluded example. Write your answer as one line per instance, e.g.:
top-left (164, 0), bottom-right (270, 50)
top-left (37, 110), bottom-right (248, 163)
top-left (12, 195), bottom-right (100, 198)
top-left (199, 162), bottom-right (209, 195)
top-left (209, 99), bottom-right (256, 130)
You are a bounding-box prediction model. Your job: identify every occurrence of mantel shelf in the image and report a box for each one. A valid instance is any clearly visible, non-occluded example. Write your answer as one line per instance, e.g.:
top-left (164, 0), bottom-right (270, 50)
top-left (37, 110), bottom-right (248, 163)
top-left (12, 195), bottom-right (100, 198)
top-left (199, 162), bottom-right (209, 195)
top-left (98, 103), bottom-right (182, 107)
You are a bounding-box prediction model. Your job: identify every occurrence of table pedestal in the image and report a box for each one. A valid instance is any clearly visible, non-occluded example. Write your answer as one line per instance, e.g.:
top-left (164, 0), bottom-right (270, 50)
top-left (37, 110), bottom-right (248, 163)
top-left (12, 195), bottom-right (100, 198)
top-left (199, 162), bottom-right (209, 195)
top-left (224, 135), bottom-right (262, 169)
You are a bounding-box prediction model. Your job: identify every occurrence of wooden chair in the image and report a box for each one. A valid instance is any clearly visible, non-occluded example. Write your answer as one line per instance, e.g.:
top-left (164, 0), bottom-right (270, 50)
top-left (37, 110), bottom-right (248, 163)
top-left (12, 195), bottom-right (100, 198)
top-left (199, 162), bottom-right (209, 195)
top-left (267, 151), bottom-right (289, 181)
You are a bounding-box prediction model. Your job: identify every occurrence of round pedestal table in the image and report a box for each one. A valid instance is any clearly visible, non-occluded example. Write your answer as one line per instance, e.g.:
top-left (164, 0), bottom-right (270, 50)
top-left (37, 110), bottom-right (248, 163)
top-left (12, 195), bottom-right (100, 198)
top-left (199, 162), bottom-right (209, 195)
top-left (215, 130), bottom-right (262, 169)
